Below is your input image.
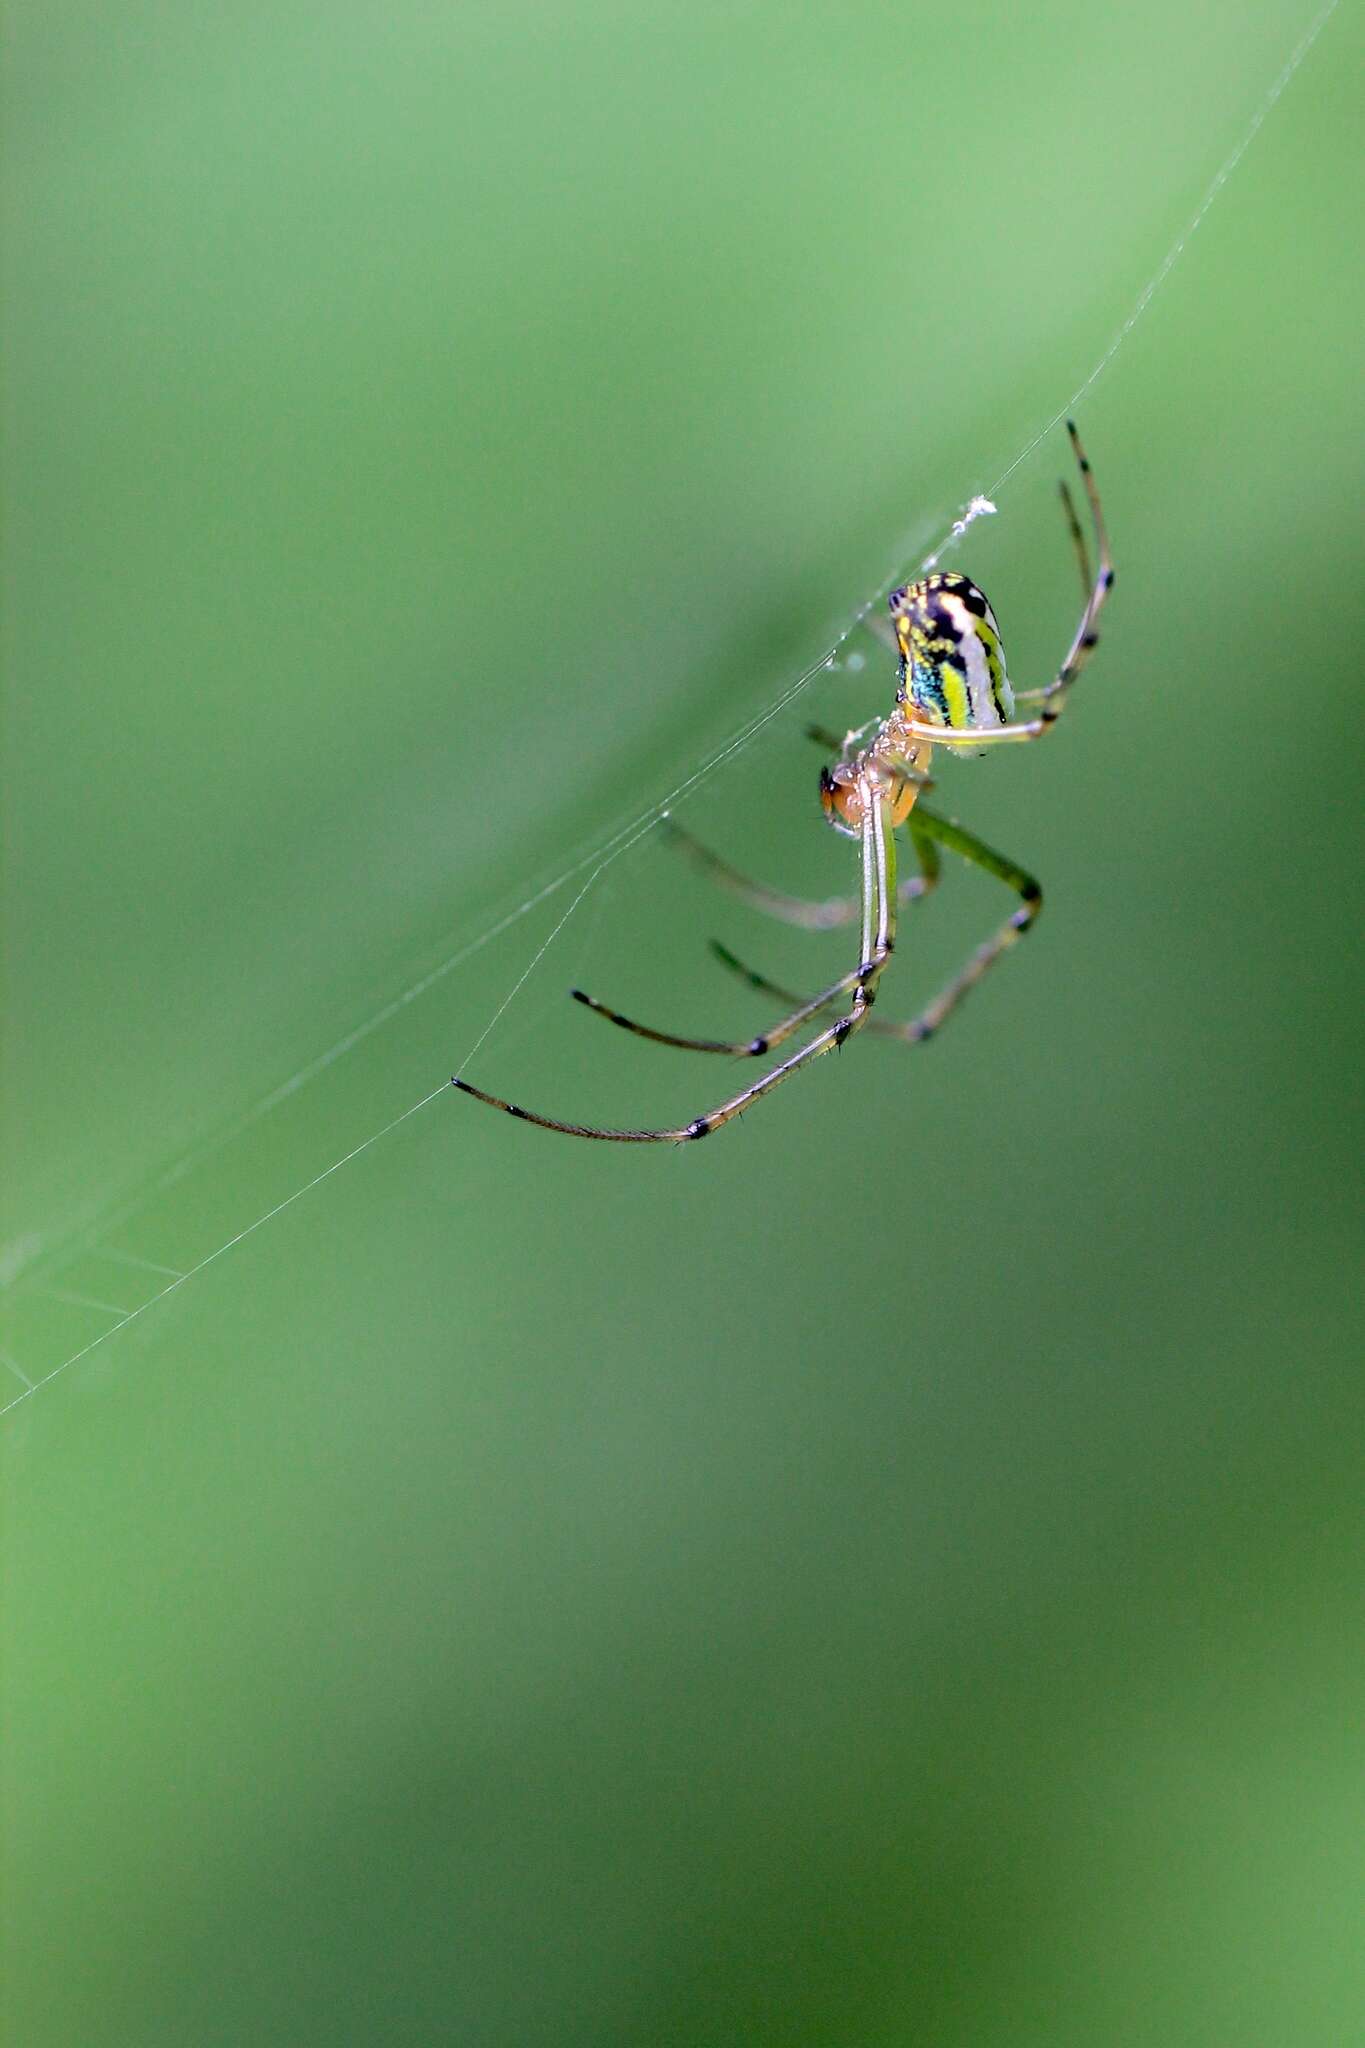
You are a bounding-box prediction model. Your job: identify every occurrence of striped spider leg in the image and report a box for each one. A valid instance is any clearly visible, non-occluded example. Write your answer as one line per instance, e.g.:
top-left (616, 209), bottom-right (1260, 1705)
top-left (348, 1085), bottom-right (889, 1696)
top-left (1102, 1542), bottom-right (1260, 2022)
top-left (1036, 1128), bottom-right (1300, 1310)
top-left (452, 422), bottom-right (1111, 1142)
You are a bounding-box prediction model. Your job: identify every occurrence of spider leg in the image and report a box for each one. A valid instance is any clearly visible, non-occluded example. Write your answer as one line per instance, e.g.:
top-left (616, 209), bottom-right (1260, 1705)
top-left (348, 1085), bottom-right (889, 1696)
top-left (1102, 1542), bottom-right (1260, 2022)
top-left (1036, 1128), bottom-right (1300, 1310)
top-left (449, 1079), bottom-right (694, 1143)
top-left (708, 805), bottom-right (1037, 1045)
top-left (703, 944), bottom-right (917, 1043)
top-left (1063, 475), bottom-right (1094, 596)
top-left (704, 941), bottom-right (925, 1044)
top-left (570, 943), bottom-right (878, 1058)
top-left (905, 420), bottom-right (1112, 743)
top-left (883, 809), bottom-right (1040, 1040)
top-left (452, 787), bottom-right (898, 1141)
top-left (659, 813), bottom-right (929, 932)
top-left (1013, 480), bottom-right (1093, 699)
top-left (1060, 475), bottom-right (1094, 598)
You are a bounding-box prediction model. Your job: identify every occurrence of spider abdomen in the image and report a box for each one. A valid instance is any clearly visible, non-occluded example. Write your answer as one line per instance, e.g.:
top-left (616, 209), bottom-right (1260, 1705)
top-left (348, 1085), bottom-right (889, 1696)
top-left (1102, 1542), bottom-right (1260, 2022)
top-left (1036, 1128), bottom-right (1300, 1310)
top-left (890, 571), bottom-right (1014, 731)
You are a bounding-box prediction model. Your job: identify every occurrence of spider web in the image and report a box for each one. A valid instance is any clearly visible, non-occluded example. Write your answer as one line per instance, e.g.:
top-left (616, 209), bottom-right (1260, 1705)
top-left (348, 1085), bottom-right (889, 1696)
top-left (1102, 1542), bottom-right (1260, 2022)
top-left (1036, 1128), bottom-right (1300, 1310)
top-left (0, 0), bottom-right (1341, 1419)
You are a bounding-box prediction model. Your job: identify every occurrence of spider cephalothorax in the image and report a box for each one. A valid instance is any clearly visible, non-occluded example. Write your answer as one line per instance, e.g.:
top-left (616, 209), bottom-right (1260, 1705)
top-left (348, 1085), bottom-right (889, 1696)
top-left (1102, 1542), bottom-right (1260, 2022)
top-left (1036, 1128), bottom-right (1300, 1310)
top-left (818, 731), bottom-right (927, 838)
top-left (891, 570), bottom-right (1015, 732)
top-left (453, 423), bottom-right (1111, 1143)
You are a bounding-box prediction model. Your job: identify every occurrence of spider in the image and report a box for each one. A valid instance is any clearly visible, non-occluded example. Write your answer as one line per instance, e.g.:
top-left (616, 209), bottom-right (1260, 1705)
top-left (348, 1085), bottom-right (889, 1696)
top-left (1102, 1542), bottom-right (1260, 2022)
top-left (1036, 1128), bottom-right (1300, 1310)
top-left (453, 420), bottom-right (1112, 1142)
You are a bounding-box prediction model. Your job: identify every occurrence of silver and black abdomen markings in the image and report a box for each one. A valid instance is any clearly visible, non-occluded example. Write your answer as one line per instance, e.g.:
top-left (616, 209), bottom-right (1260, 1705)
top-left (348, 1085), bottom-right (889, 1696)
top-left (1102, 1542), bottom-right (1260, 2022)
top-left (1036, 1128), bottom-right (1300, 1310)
top-left (890, 571), bottom-right (1014, 732)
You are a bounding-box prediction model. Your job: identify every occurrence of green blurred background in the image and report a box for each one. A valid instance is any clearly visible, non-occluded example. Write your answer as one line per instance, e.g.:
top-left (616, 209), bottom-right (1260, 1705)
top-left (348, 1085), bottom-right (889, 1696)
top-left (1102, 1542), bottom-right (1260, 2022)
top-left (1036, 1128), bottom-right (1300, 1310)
top-left (4, 2), bottom-right (1361, 2041)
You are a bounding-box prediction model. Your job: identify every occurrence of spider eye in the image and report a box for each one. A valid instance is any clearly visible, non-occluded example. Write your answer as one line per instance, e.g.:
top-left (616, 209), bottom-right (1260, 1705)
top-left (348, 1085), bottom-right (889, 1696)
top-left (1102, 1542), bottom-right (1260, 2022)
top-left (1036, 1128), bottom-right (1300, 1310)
top-left (892, 575), bottom-right (1013, 731)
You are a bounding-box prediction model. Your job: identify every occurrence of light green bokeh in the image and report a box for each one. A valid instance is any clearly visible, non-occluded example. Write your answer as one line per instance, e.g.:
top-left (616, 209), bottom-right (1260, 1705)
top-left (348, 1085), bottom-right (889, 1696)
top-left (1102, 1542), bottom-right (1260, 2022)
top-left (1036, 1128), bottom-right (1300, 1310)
top-left (3, 3), bottom-right (1361, 2042)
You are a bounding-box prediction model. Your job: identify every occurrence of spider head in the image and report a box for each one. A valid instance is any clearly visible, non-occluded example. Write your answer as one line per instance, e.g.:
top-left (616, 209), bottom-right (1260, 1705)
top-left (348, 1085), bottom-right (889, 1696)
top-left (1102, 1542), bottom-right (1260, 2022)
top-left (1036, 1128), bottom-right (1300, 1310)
top-left (818, 765), bottom-right (859, 835)
top-left (889, 572), bottom-right (1014, 731)
top-left (818, 763), bottom-right (863, 839)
